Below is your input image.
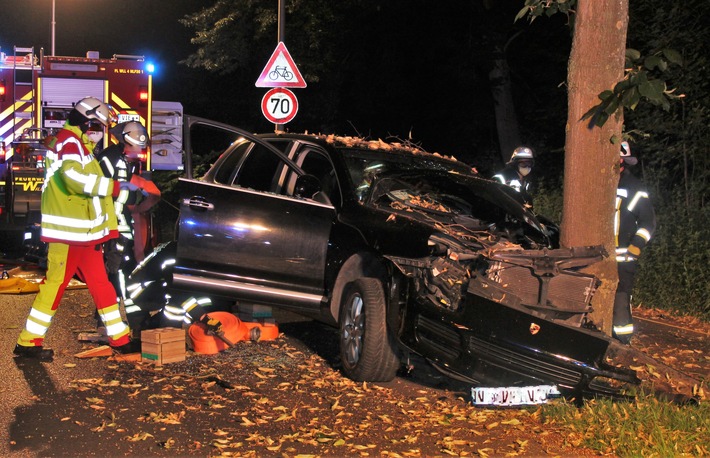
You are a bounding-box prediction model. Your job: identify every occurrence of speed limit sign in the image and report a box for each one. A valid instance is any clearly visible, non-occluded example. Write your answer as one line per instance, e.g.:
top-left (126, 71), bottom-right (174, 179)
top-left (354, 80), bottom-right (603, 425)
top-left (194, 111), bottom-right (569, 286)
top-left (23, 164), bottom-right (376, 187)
top-left (261, 88), bottom-right (299, 124)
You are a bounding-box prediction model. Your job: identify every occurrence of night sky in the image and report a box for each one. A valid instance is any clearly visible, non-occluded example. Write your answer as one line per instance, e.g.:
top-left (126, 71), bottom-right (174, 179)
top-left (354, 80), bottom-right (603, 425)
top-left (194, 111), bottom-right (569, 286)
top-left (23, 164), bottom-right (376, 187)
top-left (2, 0), bottom-right (202, 103)
top-left (2, 0), bottom-right (571, 172)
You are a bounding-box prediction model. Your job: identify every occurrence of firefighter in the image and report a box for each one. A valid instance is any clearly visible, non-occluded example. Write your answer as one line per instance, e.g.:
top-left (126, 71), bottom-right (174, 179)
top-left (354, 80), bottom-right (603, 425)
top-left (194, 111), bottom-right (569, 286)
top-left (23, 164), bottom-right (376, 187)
top-left (613, 141), bottom-right (656, 344)
top-left (96, 121), bottom-right (160, 301)
top-left (123, 241), bottom-right (223, 338)
top-left (492, 146), bottom-right (535, 207)
top-left (14, 97), bottom-right (141, 359)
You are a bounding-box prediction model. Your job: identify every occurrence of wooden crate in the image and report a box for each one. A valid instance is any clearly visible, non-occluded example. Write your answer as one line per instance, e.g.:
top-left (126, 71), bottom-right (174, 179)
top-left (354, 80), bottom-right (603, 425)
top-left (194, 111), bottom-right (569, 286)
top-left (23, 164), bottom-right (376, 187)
top-left (141, 328), bottom-right (186, 365)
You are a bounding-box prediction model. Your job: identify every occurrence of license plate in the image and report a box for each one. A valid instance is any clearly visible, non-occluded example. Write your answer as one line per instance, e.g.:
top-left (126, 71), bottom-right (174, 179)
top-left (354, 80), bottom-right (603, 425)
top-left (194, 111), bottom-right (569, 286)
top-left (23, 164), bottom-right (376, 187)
top-left (118, 113), bottom-right (140, 123)
top-left (471, 385), bottom-right (561, 406)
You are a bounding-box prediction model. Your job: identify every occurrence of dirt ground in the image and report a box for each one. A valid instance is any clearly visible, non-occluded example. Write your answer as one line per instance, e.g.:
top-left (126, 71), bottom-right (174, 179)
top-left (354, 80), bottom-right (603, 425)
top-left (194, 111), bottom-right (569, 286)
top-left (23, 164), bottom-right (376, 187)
top-left (1, 287), bottom-right (708, 458)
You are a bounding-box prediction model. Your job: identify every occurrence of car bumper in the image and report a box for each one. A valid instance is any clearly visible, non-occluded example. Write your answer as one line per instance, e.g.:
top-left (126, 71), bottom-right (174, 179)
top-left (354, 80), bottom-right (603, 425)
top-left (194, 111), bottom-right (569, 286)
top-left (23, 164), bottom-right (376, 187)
top-left (400, 294), bottom-right (640, 399)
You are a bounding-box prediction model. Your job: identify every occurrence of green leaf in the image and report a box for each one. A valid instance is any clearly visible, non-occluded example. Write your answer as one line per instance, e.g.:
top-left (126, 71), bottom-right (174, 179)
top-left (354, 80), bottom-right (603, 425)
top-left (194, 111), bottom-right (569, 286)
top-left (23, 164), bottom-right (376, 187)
top-left (644, 55), bottom-right (662, 71)
top-left (639, 79), bottom-right (665, 102)
top-left (598, 89), bottom-right (614, 101)
top-left (514, 7), bottom-right (530, 22)
top-left (603, 95), bottom-right (621, 115)
top-left (662, 48), bottom-right (683, 66)
top-left (621, 87), bottom-right (640, 109)
top-left (626, 48), bottom-right (641, 61)
top-left (580, 105), bottom-right (598, 122)
top-left (614, 79), bottom-right (632, 94)
top-left (594, 111), bottom-right (609, 128)
top-left (634, 70), bottom-right (649, 85)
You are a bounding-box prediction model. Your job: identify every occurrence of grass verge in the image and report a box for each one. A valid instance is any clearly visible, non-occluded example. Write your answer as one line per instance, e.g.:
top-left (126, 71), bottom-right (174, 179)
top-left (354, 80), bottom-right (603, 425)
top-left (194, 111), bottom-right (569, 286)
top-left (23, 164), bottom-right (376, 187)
top-left (540, 392), bottom-right (709, 456)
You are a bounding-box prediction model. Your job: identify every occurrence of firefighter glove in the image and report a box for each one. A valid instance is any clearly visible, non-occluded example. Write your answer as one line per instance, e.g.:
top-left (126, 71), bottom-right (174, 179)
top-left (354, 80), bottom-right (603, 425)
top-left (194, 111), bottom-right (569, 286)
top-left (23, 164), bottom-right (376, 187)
top-left (119, 181), bottom-right (140, 193)
top-left (200, 314), bottom-right (223, 335)
top-left (627, 244), bottom-right (641, 257)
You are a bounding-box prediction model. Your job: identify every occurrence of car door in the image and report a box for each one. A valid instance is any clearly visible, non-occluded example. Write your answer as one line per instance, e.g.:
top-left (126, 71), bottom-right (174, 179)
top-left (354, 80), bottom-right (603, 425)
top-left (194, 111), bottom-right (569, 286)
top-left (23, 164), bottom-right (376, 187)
top-left (175, 122), bottom-right (335, 311)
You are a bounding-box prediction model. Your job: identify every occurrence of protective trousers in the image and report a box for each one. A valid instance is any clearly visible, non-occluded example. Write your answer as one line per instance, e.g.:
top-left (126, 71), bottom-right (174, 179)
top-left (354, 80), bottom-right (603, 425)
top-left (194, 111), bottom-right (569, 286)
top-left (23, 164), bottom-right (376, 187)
top-left (612, 260), bottom-right (637, 344)
top-left (104, 235), bottom-right (136, 301)
top-left (17, 242), bottom-right (131, 348)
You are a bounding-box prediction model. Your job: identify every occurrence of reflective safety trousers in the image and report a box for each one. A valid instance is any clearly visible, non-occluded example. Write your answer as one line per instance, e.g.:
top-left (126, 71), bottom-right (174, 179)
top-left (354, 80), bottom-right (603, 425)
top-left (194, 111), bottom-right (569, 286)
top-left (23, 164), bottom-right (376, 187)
top-left (17, 242), bottom-right (131, 348)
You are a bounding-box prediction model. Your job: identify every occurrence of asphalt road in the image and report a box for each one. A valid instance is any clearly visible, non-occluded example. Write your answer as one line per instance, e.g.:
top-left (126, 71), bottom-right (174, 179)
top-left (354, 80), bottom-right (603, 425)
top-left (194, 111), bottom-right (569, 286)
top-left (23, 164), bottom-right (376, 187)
top-left (1, 287), bottom-right (107, 457)
top-left (0, 266), bottom-right (707, 457)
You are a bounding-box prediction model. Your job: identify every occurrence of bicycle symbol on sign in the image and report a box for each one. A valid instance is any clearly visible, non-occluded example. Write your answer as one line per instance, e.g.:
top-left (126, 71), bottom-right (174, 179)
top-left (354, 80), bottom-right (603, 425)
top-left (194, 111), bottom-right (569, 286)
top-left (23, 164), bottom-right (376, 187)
top-left (269, 66), bottom-right (294, 81)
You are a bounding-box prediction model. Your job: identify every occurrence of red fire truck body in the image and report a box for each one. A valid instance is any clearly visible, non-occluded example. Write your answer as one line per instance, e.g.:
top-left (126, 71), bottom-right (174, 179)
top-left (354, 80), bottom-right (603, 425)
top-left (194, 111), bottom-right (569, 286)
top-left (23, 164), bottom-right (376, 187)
top-left (0, 46), bottom-right (154, 222)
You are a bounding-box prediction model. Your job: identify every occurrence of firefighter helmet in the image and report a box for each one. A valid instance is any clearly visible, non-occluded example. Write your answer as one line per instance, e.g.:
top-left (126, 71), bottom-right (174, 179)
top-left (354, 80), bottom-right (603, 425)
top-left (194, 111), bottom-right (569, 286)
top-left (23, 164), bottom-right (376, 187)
top-left (73, 97), bottom-right (112, 126)
top-left (121, 121), bottom-right (149, 148)
top-left (508, 146), bottom-right (534, 164)
top-left (620, 141), bottom-right (638, 165)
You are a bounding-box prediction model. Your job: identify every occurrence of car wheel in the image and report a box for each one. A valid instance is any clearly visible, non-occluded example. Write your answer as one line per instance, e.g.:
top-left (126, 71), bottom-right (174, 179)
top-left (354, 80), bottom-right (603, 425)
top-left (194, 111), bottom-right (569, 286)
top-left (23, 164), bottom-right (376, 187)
top-left (339, 277), bottom-right (400, 382)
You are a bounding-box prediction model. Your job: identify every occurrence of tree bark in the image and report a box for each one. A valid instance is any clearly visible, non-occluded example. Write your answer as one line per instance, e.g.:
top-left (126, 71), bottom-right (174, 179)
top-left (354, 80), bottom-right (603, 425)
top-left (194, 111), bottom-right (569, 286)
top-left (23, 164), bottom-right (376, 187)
top-left (562, 0), bottom-right (628, 334)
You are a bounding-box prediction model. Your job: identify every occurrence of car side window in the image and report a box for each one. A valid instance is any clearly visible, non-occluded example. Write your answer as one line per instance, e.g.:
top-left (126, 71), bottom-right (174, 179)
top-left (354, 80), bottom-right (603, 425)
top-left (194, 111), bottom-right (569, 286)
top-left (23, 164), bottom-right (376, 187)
top-left (234, 142), bottom-right (283, 192)
top-left (213, 141), bottom-right (251, 185)
top-left (285, 149), bottom-right (339, 205)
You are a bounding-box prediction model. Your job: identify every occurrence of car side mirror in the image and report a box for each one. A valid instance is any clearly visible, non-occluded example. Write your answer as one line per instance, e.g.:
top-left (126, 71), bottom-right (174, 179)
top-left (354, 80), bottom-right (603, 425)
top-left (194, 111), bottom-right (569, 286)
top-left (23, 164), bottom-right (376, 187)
top-left (294, 174), bottom-right (322, 199)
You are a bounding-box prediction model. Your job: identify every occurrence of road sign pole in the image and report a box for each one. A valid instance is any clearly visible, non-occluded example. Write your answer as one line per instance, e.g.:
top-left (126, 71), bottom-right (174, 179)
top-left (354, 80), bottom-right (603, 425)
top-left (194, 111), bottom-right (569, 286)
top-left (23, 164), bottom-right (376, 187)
top-left (276, 0), bottom-right (285, 131)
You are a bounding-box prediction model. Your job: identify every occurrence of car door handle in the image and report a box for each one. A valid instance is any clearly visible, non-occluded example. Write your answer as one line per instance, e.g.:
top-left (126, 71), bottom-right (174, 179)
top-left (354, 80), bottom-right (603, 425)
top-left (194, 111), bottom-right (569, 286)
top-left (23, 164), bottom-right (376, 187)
top-left (183, 197), bottom-right (214, 211)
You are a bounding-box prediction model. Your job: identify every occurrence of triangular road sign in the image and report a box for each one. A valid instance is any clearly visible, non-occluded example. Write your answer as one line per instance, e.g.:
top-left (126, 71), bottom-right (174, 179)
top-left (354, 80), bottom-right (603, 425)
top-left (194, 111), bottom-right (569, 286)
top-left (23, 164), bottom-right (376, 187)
top-left (255, 42), bottom-right (307, 88)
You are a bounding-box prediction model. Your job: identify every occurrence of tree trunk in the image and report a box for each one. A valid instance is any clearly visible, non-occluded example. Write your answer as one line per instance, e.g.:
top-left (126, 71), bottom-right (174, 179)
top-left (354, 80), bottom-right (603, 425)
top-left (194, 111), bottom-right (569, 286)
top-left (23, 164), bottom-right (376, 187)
top-left (562, 0), bottom-right (628, 334)
top-left (490, 43), bottom-right (521, 164)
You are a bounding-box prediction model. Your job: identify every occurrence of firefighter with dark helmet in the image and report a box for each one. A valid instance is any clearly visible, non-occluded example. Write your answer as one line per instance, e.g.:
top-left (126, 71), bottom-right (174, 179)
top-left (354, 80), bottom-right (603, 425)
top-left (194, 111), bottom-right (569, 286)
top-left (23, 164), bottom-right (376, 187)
top-left (492, 146), bottom-right (535, 207)
top-left (613, 141), bottom-right (656, 344)
top-left (14, 96), bottom-right (140, 359)
top-left (122, 241), bottom-right (223, 338)
top-left (96, 120), bottom-right (160, 302)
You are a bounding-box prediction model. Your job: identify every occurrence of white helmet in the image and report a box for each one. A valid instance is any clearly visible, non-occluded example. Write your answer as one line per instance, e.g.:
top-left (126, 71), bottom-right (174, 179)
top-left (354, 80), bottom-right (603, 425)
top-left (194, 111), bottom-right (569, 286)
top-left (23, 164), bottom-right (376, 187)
top-left (620, 141), bottom-right (638, 165)
top-left (122, 121), bottom-right (149, 148)
top-left (508, 146), bottom-right (534, 164)
top-left (73, 97), bottom-right (113, 126)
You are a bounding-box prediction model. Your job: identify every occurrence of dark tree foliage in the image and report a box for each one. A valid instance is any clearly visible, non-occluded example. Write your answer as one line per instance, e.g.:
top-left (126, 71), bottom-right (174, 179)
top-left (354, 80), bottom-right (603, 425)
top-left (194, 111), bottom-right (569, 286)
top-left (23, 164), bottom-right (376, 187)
top-left (624, 0), bottom-right (710, 319)
top-left (177, 0), bottom-right (708, 318)
top-left (178, 0), bottom-right (571, 175)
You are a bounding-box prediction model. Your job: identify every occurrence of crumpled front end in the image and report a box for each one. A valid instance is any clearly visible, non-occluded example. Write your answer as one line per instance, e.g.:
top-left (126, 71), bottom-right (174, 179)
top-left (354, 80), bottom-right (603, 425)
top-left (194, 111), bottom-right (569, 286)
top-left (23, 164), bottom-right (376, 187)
top-left (389, 242), bottom-right (641, 399)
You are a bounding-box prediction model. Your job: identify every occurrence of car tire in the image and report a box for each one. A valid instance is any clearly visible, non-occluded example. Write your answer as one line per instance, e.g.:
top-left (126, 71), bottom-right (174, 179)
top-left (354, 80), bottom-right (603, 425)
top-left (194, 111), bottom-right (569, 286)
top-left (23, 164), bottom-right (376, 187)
top-left (339, 277), bottom-right (400, 382)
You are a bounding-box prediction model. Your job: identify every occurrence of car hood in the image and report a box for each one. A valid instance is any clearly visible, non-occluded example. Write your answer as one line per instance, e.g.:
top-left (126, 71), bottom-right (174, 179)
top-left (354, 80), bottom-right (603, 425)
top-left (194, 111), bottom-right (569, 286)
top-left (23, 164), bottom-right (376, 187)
top-left (353, 170), bottom-right (555, 252)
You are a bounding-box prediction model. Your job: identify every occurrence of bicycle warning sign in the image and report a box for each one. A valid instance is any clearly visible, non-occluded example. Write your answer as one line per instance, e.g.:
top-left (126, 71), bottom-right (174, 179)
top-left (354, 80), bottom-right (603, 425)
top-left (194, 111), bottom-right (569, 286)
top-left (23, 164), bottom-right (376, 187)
top-left (261, 88), bottom-right (299, 124)
top-left (255, 42), bottom-right (307, 88)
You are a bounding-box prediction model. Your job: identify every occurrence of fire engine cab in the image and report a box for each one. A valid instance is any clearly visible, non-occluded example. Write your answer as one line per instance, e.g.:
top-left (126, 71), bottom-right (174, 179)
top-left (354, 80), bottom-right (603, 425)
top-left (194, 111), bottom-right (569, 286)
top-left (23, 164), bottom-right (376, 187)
top-left (0, 45), bottom-right (163, 224)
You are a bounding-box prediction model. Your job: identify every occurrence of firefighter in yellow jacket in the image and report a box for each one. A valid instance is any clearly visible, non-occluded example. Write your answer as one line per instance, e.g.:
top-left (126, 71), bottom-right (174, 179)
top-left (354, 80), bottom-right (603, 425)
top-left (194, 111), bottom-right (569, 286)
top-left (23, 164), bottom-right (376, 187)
top-left (14, 97), bottom-right (140, 360)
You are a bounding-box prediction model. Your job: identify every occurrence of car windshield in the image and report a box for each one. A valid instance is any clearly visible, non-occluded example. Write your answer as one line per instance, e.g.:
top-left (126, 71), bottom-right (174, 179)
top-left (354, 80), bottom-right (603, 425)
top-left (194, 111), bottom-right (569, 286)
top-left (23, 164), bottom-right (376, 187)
top-left (341, 147), bottom-right (552, 248)
top-left (341, 148), bottom-right (473, 201)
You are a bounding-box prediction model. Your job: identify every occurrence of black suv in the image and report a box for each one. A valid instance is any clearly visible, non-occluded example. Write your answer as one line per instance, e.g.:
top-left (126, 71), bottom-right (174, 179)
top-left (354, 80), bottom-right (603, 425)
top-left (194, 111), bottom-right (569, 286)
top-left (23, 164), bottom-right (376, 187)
top-left (173, 119), bottom-right (638, 399)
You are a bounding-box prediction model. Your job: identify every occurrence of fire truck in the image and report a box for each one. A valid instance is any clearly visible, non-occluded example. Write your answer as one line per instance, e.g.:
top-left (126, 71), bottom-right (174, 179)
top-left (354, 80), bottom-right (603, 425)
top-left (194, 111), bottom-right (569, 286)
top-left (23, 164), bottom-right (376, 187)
top-left (0, 45), bottom-right (177, 224)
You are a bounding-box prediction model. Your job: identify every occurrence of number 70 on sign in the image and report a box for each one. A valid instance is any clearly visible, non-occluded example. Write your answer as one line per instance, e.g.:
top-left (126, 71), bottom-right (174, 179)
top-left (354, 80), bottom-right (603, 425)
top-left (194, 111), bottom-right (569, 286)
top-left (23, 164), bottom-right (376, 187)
top-left (261, 88), bottom-right (299, 124)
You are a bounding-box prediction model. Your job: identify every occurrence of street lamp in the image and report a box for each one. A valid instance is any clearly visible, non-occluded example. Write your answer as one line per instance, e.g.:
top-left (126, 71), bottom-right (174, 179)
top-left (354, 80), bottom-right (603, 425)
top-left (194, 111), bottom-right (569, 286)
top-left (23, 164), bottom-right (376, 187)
top-left (51, 0), bottom-right (56, 55)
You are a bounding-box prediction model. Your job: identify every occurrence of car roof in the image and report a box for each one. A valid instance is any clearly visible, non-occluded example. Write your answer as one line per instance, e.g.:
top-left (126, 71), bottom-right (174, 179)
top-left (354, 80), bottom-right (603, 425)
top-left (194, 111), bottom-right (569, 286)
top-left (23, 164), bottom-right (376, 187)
top-left (258, 132), bottom-right (475, 175)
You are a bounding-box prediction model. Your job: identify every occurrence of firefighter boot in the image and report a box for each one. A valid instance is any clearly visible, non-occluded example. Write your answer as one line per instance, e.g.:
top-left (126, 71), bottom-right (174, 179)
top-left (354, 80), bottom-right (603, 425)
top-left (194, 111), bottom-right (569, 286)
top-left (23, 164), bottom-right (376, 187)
top-left (112, 339), bottom-right (142, 355)
top-left (612, 292), bottom-right (633, 345)
top-left (14, 344), bottom-right (55, 361)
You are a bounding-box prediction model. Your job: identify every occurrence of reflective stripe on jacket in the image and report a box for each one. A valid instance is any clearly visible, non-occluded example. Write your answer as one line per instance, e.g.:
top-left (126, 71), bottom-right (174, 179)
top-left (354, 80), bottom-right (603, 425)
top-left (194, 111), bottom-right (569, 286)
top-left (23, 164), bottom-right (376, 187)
top-left (492, 165), bottom-right (533, 207)
top-left (614, 169), bottom-right (656, 261)
top-left (40, 123), bottom-right (119, 245)
top-left (97, 144), bottom-right (134, 237)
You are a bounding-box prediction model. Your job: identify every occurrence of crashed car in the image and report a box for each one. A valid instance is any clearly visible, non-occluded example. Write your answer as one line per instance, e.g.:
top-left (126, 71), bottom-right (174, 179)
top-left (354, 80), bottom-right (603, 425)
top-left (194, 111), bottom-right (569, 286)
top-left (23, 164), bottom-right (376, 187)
top-left (172, 118), bottom-right (639, 400)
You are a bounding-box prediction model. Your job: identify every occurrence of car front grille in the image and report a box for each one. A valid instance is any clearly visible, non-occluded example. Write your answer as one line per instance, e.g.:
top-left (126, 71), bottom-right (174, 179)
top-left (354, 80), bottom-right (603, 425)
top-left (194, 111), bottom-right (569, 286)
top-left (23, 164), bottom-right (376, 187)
top-left (487, 263), bottom-right (597, 325)
top-left (414, 314), bottom-right (583, 387)
top-left (414, 315), bottom-right (461, 360)
top-left (465, 333), bottom-right (583, 387)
